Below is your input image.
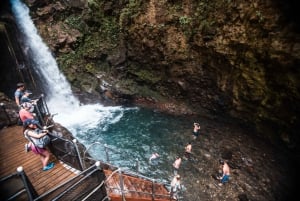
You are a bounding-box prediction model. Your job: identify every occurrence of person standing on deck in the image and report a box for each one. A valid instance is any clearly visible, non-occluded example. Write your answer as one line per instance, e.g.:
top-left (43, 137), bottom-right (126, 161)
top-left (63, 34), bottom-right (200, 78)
top-left (20, 103), bottom-right (42, 152)
top-left (23, 119), bottom-right (55, 171)
top-left (19, 103), bottom-right (34, 122)
top-left (21, 90), bottom-right (38, 105)
top-left (14, 82), bottom-right (25, 109)
top-left (19, 102), bottom-right (39, 125)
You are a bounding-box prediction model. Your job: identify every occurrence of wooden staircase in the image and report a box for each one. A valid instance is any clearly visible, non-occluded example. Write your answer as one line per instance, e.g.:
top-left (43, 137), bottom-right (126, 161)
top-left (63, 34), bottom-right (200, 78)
top-left (104, 169), bottom-right (173, 201)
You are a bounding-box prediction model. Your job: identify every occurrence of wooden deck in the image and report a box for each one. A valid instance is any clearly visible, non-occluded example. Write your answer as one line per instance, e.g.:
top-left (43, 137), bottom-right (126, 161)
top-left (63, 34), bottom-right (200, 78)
top-left (0, 126), bottom-right (76, 196)
top-left (104, 169), bottom-right (172, 201)
top-left (0, 125), bottom-right (174, 201)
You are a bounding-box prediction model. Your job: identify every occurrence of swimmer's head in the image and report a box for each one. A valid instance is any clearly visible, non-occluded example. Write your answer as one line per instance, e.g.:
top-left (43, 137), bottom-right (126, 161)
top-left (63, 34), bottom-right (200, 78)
top-left (176, 175), bottom-right (181, 179)
top-left (219, 159), bottom-right (224, 165)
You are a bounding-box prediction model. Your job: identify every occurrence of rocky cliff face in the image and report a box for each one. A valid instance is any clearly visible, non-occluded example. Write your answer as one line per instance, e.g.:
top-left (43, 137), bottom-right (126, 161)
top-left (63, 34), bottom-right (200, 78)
top-left (8, 0), bottom-right (300, 150)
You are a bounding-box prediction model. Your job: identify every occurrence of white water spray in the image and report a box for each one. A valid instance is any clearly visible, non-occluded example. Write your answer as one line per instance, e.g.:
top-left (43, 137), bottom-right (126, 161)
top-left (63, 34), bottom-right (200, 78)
top-left (10, 0), bottom-right (124, 133)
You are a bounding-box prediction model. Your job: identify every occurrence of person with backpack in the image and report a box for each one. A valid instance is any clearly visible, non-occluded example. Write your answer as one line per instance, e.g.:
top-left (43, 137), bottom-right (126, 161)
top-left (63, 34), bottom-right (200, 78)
top-left (23, 119), bottom-right (54, 171)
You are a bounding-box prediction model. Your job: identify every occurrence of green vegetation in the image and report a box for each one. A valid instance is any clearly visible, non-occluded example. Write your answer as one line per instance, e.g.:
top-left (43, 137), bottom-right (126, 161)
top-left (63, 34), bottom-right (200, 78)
top-left (179, 16), bottom-right (191, 26)
top-left (128, 0), bottom-right (143, 10)
top-left (65, 15), bottom-right (86, 32)
top-left (255, 10), bottom-right (264, 23)
top-left (101, 17), bottom-right (119, 43)
top-left (85, 63), bottom-right (98, 74)
top-left (119, 0), bottom-right (143, 28)
top-left (57, 52), bottom-right (78, 71)
top-left (131, 69), bottom-right (162, 84)
top-left (117, 78), bottom-right (165, 101)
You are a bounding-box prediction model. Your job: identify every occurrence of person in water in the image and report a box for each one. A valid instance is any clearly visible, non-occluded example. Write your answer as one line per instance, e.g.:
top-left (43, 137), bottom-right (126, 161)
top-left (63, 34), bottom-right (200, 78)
top-left (217, 159), bottom-right (230, 186)
top-left (149, 152), bottom-right (160, 164)
top-left (184, 142), bottom-right (192, 160)
top-left (173, 156), bottom-right (182, 175)
top-left (192, 122), bottom-right (201, 139)
top-left (170, 174), bottom-right (182, 200)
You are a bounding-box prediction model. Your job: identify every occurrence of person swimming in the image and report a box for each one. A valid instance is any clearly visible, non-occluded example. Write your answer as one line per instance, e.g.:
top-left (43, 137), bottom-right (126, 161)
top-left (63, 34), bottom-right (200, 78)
top-left (184, 142), bottom-right (192, 160)
top-left (149, 152), bottom-right (160, 164)
top-left (173, 156), bottom-right (182, 175)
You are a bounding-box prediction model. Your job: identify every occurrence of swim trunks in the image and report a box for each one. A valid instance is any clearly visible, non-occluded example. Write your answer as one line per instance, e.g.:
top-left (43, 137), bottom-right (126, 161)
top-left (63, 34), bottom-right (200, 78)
top-left (221, 174), bottom-right (229, 183)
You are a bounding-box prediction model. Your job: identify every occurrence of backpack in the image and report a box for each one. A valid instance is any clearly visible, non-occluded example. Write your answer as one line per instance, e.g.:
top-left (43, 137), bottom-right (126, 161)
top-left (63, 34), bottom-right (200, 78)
top-left (24, 129), bottom-right (51, 149)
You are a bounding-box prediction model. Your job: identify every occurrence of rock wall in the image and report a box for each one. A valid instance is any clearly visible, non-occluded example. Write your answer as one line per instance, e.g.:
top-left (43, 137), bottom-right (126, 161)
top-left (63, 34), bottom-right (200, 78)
top-left (1, 0), bottom-right (299, 150)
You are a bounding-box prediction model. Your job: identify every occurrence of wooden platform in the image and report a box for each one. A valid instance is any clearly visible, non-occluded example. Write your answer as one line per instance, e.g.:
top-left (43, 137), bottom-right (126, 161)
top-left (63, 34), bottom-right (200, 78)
top-left (0, 126), bottom-right (76, 195)
top-left (104, 169), bottom-right (172, 201)
top-left (0, 125), bottom-right (174, 201)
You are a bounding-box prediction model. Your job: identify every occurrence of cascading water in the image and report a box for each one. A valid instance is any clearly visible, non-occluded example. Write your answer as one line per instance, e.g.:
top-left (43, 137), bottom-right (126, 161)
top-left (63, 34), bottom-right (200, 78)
top-left (10, 0), bottom-right (123, 131)
top-left (10, 0), bottom-right (194, 183)
top-left (11, 0), bottom-right (78, 107)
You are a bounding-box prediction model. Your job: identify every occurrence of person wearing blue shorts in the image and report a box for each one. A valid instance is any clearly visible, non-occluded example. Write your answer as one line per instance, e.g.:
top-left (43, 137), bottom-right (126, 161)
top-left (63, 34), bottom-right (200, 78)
top-left (217, 159), bottom-right (230, 186)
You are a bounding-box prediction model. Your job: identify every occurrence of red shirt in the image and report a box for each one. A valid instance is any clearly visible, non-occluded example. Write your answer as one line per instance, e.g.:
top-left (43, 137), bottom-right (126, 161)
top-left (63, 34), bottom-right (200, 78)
top-left (19, 108), bottom-right (34, 122)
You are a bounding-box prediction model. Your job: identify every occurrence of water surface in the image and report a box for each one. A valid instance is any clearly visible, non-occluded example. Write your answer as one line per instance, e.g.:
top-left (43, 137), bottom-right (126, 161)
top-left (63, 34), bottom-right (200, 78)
top-left (74, 107), bottom-right (195, 183)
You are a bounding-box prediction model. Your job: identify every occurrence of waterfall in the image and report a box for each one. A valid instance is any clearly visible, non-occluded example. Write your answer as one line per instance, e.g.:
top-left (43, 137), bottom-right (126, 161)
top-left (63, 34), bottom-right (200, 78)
top-left (10, 0), bottom-right (79, 110)
top-left (10, 0), bottom-right (124, 133)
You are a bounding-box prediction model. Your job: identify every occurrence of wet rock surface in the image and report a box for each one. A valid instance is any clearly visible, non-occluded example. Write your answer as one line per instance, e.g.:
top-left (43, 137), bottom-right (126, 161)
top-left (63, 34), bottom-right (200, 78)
top-left (174, 117), bottom-right (297, 201)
